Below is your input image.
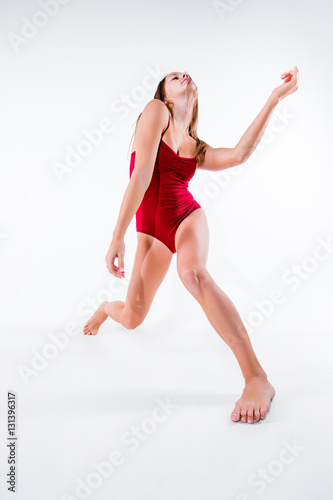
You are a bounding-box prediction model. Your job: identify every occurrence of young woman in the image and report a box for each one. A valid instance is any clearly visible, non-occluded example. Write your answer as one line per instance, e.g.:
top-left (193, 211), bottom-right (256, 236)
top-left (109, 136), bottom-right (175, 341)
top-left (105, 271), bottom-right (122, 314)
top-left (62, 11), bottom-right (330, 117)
top-left (83, 66), bottom-right (299, 424)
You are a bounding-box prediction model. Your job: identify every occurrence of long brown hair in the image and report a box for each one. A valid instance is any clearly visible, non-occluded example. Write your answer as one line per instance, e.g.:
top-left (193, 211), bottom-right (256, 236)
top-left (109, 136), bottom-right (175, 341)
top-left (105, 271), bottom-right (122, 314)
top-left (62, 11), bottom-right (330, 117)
top-left (127, 74), bottom-right (208, 166)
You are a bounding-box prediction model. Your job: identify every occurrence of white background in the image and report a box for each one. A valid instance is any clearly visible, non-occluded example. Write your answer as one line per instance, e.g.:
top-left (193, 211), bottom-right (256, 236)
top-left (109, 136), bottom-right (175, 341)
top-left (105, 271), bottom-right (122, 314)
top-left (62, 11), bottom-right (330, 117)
top-left (1, 0), bottom-right (332, 499)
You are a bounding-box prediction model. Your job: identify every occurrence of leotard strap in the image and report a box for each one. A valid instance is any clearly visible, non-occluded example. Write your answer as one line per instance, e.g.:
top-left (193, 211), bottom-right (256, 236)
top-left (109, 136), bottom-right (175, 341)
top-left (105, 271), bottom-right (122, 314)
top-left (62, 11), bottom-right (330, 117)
top-left (162, 113), bottom-right (171, 136)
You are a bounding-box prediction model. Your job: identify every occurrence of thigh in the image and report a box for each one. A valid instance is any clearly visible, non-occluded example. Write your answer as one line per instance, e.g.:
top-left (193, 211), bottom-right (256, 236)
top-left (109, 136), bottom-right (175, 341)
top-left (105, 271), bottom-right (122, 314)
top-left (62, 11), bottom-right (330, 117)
top-left (175, 208), bottom-right (209, 271)
top-left (123, 232), bottom-right (173, 321)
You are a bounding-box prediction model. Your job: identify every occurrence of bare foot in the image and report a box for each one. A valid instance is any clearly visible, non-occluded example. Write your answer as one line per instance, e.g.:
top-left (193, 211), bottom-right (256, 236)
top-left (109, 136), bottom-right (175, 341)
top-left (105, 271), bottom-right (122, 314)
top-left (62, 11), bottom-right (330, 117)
top-left (83, 301), bottom-right (108, 335)
top-left (230, 373), bottom-right (276, 424)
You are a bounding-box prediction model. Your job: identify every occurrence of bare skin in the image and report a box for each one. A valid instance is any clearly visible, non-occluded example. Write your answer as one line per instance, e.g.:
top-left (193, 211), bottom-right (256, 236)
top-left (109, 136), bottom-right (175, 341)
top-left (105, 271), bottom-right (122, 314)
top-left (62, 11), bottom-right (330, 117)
top-left (83, 303), bottom-right (108, 336)
top-left (84, 67), bottom-right (299, 423)
top-left (173, 208), bottom-right (275, 424)
top-left (83, 231), bottom-right (173, 335)
top-left (83, 209), bottom-right (275, 424)
top-left (231, 374), bottom-right (275, 423)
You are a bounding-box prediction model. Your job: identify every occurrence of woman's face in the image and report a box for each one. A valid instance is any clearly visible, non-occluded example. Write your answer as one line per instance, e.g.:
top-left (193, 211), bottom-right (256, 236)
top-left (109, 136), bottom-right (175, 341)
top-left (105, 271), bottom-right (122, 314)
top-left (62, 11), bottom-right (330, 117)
top-left (164, 71), bottom-right (198, 100)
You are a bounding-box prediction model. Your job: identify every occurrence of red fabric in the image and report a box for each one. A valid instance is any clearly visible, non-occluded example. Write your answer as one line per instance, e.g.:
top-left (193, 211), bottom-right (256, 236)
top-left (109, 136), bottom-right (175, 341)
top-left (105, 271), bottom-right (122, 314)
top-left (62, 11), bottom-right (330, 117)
top-left (129, 116), bottom-right (201, 253)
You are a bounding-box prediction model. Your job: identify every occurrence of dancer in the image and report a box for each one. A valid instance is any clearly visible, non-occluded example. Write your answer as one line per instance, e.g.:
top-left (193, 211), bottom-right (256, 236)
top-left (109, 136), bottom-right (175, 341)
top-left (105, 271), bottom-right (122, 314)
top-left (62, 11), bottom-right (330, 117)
top-left (83, 67), bottom-right (299, 424)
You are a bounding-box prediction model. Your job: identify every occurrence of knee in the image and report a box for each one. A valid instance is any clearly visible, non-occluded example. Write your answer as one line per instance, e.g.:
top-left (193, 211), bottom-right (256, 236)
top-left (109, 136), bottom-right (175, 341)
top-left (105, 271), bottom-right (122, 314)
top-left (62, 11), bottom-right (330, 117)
top-left (177, 266), bottom-right (209, 294)
top-left (121, 311), bottom-right (144, 330)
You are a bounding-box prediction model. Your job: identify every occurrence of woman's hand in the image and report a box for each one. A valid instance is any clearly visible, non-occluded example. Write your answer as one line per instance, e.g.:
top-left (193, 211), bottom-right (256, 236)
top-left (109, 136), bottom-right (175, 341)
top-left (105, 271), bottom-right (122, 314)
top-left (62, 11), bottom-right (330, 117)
top-left (273, 65), bottom-right (299, 102)
top-left (105, 237), bottom-right (125, 279)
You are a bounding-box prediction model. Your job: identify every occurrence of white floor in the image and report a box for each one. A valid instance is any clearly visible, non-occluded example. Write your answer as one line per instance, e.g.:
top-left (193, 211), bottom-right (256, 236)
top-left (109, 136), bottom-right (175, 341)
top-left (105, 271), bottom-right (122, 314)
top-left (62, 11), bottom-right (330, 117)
top-left (2, 285), bottom-right (333, 500)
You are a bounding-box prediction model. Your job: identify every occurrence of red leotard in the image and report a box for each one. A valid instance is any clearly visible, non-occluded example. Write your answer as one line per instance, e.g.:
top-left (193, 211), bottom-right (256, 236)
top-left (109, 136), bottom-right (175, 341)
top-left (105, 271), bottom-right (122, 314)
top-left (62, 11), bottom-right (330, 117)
top-left (129, 113), bottom-right (201, 253)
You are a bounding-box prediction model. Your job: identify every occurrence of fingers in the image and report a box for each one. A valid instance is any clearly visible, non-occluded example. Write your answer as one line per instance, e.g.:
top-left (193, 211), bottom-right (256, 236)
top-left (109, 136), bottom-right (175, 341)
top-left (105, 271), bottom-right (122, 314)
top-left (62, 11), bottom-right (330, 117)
top-left (117, 255), bottom-right (125, 278)
top-left (106, 259), bottom-right (125, 279)
top-left (281, 65), bottom-right (298, 81)
top-left (105, 259), bottom-right (124, 279)
top-left (118, 256), bottom-right (125, 274)
top-left (117, 268), bottom-right (125, 278)
top-left (109, 262), bottom-right (125, 278)
top-left (105, 249), bottom-right (125, 279)
top-left (107, 266), bottom-right (124, 279)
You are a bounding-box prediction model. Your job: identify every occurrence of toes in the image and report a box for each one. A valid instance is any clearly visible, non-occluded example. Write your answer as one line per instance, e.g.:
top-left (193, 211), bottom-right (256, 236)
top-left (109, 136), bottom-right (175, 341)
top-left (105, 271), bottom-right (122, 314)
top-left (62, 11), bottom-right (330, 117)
top-left (247, 409), bottom-right (254, 424)
top-left (260, 407), bottom-right (267, 419)
top-left (83, 322), bottom-right (97, 336)
top-left (254, 408), bottom-right (261, 422)
top-left (240, 409), bottom-right (247, 423)
top-left (230, 406), bottom-right (241, 422)
top-left (232, 399), bottom-right (272, 424)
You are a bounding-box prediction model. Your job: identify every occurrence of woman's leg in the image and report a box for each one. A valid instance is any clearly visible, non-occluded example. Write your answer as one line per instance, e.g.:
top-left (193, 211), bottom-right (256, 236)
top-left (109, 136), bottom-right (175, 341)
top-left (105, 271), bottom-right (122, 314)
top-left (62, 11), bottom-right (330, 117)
top-left (83, 233), bottom-right (173, 334)
top-left (174, 209), bottom-right (275, 424)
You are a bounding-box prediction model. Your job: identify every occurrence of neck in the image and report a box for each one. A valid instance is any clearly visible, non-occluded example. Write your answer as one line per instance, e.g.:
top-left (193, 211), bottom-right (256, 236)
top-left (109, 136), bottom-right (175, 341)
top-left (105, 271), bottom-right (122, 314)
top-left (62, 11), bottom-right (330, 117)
top-left (170, 95), bottom-right (195, 135)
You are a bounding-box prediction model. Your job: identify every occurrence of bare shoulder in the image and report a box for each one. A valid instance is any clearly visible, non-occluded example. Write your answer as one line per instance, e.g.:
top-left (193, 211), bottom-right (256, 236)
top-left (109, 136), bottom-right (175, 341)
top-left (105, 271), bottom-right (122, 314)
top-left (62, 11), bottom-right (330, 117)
top-left (132, 99), bottom-right (169, 153)
top-left (131, 100), bottom-right (170, 180)
top-left (142, 99), bottom-right (169, 125)
top-left (196, 142), bottom-right (243, 171)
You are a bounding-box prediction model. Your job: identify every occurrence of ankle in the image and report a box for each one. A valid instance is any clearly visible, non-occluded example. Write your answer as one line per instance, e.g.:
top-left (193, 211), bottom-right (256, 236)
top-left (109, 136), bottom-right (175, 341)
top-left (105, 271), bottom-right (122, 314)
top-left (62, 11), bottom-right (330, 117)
top-left (244, 369), bottom-right (268, 384)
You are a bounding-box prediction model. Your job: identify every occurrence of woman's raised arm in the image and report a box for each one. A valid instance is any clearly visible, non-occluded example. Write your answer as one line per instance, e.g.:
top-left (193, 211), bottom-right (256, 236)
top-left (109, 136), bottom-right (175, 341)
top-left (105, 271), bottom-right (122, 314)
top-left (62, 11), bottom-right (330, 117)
top-left (198, 66), bottom-right (299, 171)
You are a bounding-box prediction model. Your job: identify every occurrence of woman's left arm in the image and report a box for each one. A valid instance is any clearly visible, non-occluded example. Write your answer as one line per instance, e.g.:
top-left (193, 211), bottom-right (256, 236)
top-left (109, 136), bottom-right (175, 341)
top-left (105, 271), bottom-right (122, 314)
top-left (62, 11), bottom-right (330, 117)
top-left (235, 65), bottom-right (299, 163)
